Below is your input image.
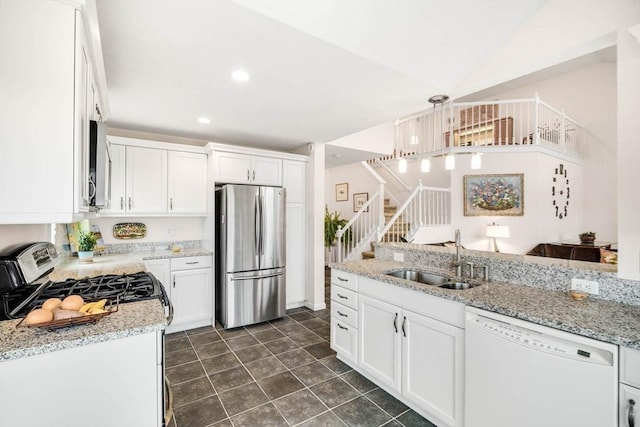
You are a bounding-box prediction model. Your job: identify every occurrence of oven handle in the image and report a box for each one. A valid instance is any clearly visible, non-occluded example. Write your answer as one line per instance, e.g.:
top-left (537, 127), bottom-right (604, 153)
top-left (166, 297), bottom-right (174, 326)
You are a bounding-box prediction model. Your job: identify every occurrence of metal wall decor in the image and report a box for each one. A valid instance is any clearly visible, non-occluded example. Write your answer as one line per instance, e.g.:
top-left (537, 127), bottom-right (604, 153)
top-left (551, 163), bottom-right (570, 219)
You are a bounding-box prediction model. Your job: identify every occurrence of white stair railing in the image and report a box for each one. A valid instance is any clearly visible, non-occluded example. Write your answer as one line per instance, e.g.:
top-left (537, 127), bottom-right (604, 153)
top-left (336, 191), bottom-right (382, 262)
top-left (379, 181), bottom-right (451, 243)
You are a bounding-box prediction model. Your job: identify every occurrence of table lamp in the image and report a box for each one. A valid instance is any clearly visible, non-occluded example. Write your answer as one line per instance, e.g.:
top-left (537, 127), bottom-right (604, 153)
top-left (486, 223), bottom-right (510, 252)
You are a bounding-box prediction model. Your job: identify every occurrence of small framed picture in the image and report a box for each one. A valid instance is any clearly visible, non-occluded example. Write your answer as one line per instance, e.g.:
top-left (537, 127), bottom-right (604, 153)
top-left (336, 183), bottom-right (348, 202)
top-left (353, 192), bottom-right (369, 212)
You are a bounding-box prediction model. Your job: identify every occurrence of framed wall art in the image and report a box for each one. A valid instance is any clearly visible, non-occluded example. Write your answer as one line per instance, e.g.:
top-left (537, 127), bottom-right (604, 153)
top-left (353, 192), bottom-right (369, 212)
top-left (464, 174), bottom-right (524, 216)
top-left (336, 183), bottom-right (349, 201)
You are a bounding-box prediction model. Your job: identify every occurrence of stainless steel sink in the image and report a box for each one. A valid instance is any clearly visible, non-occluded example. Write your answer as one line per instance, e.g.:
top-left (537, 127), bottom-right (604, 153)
top-left (386, 269), bottom-right (449, 286)
top-left (438, 281), bottom-right (480, 290)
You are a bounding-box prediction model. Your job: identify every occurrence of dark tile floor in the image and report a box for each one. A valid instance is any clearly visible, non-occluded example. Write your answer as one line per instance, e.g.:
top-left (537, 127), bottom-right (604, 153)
top-left (164, 268), bottom-right (435, 427)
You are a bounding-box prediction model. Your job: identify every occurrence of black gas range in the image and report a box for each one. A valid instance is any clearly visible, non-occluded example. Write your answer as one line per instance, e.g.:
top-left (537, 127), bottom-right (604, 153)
top-left (0, 242), bottom-right (172, 322)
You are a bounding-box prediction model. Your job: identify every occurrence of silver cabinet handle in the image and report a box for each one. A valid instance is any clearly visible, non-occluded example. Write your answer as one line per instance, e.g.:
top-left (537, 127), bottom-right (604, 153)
top-left (128, 197), bottom-right (132, 210)
top-left (170, 197), bottom-right (173, 210)
top-left (120, 196), bottom-right (124, 210)
top-left (337, 311), bottom-right (348, 317)
top-left (337, 276), bottom-right (348, 282)
top-left (393, 313), bottom-right (398, 333)
top-left (252, 170), bottom-right (256, 181)
top-left (629, 399), bottom-right (636, 427)
top-left (401, 316), bottom-right (407, 337)
top-left (247, 169), bottom-right (250, 181)
top-left (337, 293), bottom-right (348, 299)
top-left (337, 323), bottom-right (348, 330)
top-left (185, 261), bottom-right (199, 265)
top-left (172, 275), bottom-right (176, 288)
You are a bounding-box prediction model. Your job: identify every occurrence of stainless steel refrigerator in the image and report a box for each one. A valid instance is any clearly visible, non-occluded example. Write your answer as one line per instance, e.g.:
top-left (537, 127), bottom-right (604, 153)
top-left (215, 184), bottom-right (286, 329)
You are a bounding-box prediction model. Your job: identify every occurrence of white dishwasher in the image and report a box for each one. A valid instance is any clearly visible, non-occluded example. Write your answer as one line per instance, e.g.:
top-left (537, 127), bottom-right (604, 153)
top-left (465, 306), bottom-right (618, 427)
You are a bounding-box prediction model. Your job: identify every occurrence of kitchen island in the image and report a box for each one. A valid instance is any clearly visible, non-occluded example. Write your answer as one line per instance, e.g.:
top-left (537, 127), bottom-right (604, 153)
top-left (330, 258), bottom-right (640, 349)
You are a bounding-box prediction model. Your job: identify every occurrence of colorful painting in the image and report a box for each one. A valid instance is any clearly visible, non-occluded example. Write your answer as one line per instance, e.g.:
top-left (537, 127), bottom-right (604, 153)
top-left (464, 174), bottom-right (524, 216)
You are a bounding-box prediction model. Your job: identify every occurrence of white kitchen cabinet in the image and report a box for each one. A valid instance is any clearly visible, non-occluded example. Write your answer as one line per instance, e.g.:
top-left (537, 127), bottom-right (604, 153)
top-left (359, 295), bottom-right (402, 392)
top-left (214, 151), bottom-right (282, 186)
top-left (620, 347), bottom-right (640, 427)
top-left (0, 2), bottom-right (107, 223)
top-left (127, 146), bottom-right (168, 214)
top-left (0, 331), bottom-right (162, 427)
top-left (332, 273), bottom-right (465, 427)
top-left (283, 160), bottom-right (306, 203)
top-left (102, 139), bottom-right (208, 216)
top-left (285, 203), bottom-right (306, 308)
top-left (168, 256), bottom-right (213, 333)
top-left (168, 151), bottom-right (208, 214)
top-left (144, 258), bottom-right (171, 291)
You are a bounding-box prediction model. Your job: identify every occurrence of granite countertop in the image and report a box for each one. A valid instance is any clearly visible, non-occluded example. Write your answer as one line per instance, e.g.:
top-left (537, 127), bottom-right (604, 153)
top-left (330, 259), bottom-right (640, 350)
top-left (49, 248), bottom-right (213, 281)
top-left (0, 299), bottom-right (167, 361)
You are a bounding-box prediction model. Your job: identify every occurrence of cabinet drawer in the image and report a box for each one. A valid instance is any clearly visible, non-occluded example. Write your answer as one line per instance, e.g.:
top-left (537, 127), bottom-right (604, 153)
top-left (621, 347), bottom-right (640, 388)
top-left (331, 302), bottom-right (358, 328)
top-left (331, 285), bottom-right (358, 310)
top-left (170, 256), bottom-right (212, 271)
top-left (331, 270), bottom-right (358, 291)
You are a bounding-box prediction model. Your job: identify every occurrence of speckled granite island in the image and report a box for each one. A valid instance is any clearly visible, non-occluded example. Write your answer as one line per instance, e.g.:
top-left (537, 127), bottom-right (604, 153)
top-left (330, 258), bottom-right (640, 350)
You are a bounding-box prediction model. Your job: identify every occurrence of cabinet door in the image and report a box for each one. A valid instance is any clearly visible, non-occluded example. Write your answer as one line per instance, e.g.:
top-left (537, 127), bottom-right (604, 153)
top-left (331, 319), bottom-right (357, 366)
top-left (285, 203), bottom-right (305, 307)
top-left (144, 259), bottom-right (171, 292)
top-left (358, 295), bottom-right (402, 393)
top-left (102, 143), bottom-right (126, 213)
top-left (168, 151), bottom-right (208, 214)
top-left (402, 309), bottom-right (464, 427)
top-left (619, 384), bottom-right (640, 427)
top-left (214, 151), bottom-right (251, 183)
top-left (74, 11), bottom-right (91, 213)
top-left (126, 146), bottom-right (167, 213)
top-left (283, 160), bottom-right (306, 203)
top-left (252, 156), bottom-right (282, 186)
top-left (170, 268), bottom-right (213, 332)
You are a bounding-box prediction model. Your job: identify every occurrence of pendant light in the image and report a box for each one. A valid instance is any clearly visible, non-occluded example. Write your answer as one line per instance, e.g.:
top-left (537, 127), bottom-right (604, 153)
top-left (471, 153), bottom-right (482, 169)
top-left (445, 154), bottom-right (455, 170)
top-left (421, 158), bottom-right (431, 173)
top-left (398, 158), bottom-right (408, 173)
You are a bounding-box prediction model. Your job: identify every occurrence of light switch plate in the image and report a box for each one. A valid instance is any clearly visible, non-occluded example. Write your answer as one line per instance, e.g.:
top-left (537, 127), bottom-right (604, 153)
top-left (393, 252), bottom-right (405, 262)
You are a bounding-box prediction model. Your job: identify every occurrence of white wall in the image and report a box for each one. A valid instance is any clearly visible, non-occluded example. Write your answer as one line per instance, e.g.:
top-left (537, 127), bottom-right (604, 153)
top-left (327, 122), bottom-right (394, 154)
top-left (90, 217), bottom-right (205, 244)
top-left (0, 224), bottom-right (51, 249)
top-left (477, 61), bottom-right (617, 242)
top-left (451, 152), bottom-right (584, 255)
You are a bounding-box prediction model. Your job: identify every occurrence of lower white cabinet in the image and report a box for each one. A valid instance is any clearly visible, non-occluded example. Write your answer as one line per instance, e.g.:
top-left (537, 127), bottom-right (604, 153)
top-left (332, 272), bottom-right (465, 427)
top-left (0, 331), bottom-right (163, 427)
top-left (285, 203), bottom-right (305, 308)
top-left (169, 256), bottom-right (213, 333)
top-left (620, 347), bottom-right (640, 427)
top-left (145, 256), bottom-right (213, 334)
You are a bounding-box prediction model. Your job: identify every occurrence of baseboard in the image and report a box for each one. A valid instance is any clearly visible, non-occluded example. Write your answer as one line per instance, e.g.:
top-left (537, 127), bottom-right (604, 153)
top-left (306, 301), bottom-right (326, 311)
top-left (286, 301), bottom-right (306, 310)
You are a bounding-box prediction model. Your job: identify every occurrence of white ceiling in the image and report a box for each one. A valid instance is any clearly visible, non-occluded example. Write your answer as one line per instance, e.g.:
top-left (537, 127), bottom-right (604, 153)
top-left (96, 0), bottom-right (545, 156)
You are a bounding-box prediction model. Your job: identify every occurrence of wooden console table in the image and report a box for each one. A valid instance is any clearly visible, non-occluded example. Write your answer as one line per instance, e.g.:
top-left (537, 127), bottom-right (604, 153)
top-left (445, 117), bottom-right (514, 147)
top-left (553, 240), bottom-right (614, 250)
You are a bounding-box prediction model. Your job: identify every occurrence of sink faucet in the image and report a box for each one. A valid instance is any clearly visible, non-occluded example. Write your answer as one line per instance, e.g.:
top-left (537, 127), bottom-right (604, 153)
top-left (454, 229), bottom-right (462, 278)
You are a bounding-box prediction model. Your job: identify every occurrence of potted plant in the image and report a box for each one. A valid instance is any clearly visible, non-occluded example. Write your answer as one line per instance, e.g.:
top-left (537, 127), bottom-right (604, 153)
top-left (77, 229), bottom-right (98, 262)
top-left (579, 231), bottom-right (596, 244)
top-left (324, 208), bottom-right (352, 263)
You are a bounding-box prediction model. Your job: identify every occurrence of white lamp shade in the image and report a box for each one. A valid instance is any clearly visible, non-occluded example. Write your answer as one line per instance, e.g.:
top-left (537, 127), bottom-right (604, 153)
top-left (410, 135), bottom-right (419, 145)
top-left (398, 158), bottom-right (408, 173)
top-left (471, 153), bottom-right (482, 169)
top-left (486, 225), bottom-right (510, 238)
top-left (445, 154), bottom-right (455, 170)
top-left (421, 158), bottom-right (431, 172)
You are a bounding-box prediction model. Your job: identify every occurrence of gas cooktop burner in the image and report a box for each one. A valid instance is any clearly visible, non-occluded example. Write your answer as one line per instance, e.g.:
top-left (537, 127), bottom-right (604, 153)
top-left (1, 271), bottom-right (169, 320)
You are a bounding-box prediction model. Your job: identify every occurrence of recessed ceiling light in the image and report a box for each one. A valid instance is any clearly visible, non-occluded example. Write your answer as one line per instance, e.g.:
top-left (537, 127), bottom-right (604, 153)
top-left (231, 69), bottom-right (250, 82)
top-left (197, 117), bottom-right (211, 124)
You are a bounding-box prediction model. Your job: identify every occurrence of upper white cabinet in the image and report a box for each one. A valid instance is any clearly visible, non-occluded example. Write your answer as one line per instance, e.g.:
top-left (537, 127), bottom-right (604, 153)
top-left (283, 160), bottom-right (306, 203)
top-left (214, 151), bottom-right (282, 186)
top-left (168, 151), bottom-right (208, 214)
top-left (103, 137), bottom-right (207, 216)
top-left (0, 1), bottom-right (107, 223)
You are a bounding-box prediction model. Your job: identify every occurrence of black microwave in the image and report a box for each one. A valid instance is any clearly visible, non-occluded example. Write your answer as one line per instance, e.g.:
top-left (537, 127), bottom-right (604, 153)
top-left (89, 120), bottom-right (111, 210)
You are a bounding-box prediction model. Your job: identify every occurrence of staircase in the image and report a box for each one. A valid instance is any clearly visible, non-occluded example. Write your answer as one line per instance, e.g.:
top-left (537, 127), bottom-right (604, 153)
top-left (362, 199), bottom-right (409, 259)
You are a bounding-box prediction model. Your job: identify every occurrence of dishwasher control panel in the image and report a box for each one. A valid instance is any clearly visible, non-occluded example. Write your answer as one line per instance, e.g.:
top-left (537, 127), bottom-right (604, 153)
top-left (470, 314), bottom-right (613, 365)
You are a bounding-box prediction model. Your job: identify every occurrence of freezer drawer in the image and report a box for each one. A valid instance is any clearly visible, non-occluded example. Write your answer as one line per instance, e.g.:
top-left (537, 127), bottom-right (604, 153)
top-left (218, 268), bottom-right (286, 329)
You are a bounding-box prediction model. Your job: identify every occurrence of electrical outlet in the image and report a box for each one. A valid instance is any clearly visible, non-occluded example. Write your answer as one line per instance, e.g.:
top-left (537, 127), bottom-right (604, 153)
top-left (167, 227), bottom-right (177, 237)
top-left (571, 278), bottom-right (599, 295)
top-left (393, 252), bottom-right (405, 262)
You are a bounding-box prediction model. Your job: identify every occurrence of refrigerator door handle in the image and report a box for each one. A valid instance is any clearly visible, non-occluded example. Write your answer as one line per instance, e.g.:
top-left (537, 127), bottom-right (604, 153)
top-left (254, 194), bottom-right (260, 258)
top-left (259, 194), bottom-right (264, 256)
top-left (229, 270), bottom-right (284, 281)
